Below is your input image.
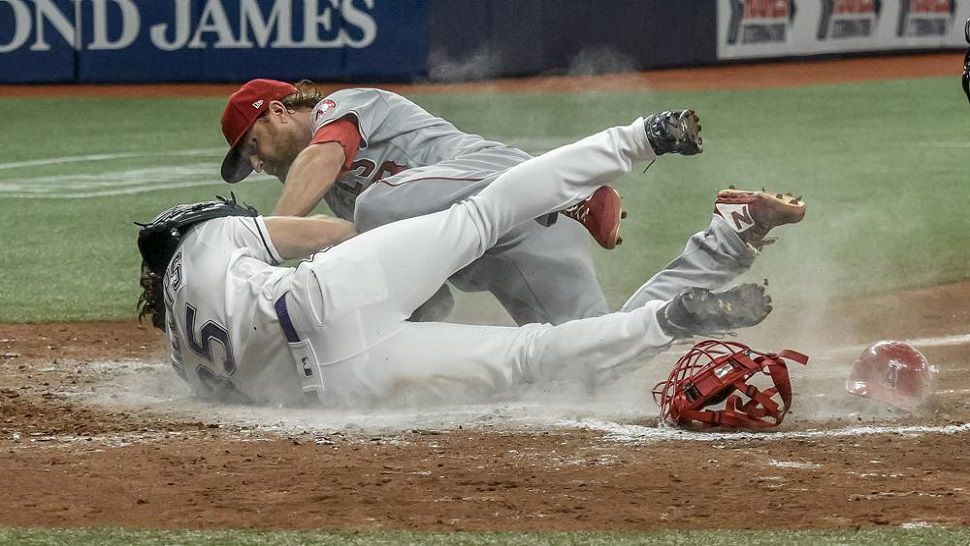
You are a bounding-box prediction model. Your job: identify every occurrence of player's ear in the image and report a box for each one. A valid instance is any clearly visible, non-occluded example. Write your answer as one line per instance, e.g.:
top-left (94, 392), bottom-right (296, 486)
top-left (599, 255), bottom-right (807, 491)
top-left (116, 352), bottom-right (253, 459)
top-left (267, 100), bottom-right (289, 118)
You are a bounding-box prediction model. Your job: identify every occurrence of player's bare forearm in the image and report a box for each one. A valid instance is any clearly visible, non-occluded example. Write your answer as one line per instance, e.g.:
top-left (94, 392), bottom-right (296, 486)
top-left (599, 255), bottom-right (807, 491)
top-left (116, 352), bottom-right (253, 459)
top-left (271, 141), bottom-right (345, 217)
top-left (263, 216), bottom-right (357, 260)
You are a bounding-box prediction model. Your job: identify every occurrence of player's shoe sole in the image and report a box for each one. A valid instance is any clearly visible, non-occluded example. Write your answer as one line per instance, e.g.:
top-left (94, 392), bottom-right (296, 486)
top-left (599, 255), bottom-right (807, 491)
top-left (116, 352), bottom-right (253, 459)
top-left (658, 283), bottom-right (773, 338)
top-left (714, 188), bottom-right (806, 248)
top-left (562, 186), bottom-right (627, 250)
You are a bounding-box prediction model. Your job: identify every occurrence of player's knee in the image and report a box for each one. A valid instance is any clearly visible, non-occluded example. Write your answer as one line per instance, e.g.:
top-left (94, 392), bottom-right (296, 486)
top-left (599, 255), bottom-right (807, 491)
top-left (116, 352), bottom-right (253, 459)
top-left (460, 197), bottom-right (499, 252)
top-left (408, 284), bottom-right (454, 322)
top-left (353, 195), bottom-right (387, 232)
top-left (355, 192), bottom-right (412, 232)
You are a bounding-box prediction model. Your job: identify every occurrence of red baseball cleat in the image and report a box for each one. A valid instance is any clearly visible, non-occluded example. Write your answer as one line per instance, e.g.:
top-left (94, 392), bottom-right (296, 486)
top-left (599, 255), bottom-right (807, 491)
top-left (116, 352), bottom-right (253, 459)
top-left (714, 187), bottom-right (806, 249)
top-left (562, 186), bottom-right (627, 250)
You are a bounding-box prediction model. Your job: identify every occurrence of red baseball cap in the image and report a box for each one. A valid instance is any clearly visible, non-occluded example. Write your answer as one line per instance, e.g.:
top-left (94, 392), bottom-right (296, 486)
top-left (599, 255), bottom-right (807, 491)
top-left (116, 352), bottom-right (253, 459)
top-left (220, 79), bottom-right (297, 183)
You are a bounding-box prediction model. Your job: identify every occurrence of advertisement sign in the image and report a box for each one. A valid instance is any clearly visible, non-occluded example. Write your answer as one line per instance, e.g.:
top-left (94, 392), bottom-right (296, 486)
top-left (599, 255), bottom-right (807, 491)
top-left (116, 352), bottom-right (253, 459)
top-left (718, 0), bottom-right (970, 59)
top-left (0, 0), bottom-right (428, 83)
top-left (0, 0), bottom-right (76, 82)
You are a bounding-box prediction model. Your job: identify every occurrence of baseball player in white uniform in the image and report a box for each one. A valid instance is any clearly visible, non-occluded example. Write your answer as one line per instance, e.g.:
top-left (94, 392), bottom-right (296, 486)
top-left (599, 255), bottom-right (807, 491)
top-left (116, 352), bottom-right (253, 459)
top-left (219, 80), bottom-right (703, 325)
top-left (138, 117), bottom-right (802, 408)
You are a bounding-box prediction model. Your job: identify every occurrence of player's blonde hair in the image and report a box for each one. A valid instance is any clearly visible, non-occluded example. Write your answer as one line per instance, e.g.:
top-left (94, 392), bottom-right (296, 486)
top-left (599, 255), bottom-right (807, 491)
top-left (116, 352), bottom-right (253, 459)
top-left (279, 80), bottom-right (324, 110)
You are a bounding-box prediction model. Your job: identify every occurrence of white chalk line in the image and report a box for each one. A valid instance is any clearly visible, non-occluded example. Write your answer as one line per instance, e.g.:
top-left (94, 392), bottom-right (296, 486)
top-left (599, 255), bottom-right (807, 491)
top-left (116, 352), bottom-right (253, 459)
top-left (0, 150), bottom-right (279, 198)
top-left (930, 384), bottom-right (965, 395)
top-left (85, 355), bottom-right (968, 443)
top-left (904, 332), bottom-right (970, 348)
top-left (0, 148), bottom-right (225, 171)
top-left (552, 333), bottom-right (970, 443)
top-left (0, 164), bottom-right (219, 197)
top-left (814, 332), bottom-right (970, 362)
top-left (560, 419), bottom-right (970, 444)
top-left (0, 148), bottom-right (237, 198)
top-left (913, 142), bottom-right (970, 149)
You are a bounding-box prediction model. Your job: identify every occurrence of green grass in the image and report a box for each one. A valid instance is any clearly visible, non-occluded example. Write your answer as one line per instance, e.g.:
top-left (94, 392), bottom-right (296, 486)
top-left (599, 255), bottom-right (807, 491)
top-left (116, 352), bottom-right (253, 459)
top-left (0, 76), bottom-right (966, 322)
top-left (1, 528), bottom-right (970, 545)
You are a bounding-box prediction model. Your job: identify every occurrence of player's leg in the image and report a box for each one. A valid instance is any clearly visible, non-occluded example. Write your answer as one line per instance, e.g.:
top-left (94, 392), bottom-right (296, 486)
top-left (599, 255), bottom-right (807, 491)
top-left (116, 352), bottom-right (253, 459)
top-left (354, 176), bottom-right (494, 322)
top-left (361, 177), bottom-right (610, 325)
top-left (465, 118), bottom-right (655, 246)
top-left (301, 117), bottom-right (657, 323)
top-left (450, 219), bottom-right (609, 325)
top-left (355, 147), bottom-right (620, 244)
top-left (314, 299), bottom-right (672, 407)
top-left (620, 215), bottom-right (754, 311)
top-left (407, 284), bottom-right (455, 322)
top-left (356, 160), bottom-right (610, 325)
top-left (620, 188), bottom-right (806, 311)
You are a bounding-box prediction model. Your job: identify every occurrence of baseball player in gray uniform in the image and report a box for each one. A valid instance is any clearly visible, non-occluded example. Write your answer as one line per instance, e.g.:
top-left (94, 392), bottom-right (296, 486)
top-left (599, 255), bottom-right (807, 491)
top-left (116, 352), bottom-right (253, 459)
top-left (219, 79), bottom-right (704, 325)
top-left (138, 117), bottom-right (787, 407)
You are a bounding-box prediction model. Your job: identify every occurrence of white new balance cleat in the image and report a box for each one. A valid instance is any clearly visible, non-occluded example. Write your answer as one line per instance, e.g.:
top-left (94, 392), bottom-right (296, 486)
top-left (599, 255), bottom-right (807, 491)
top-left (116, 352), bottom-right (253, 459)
top-left (714, 187), bottom-right (806, 249)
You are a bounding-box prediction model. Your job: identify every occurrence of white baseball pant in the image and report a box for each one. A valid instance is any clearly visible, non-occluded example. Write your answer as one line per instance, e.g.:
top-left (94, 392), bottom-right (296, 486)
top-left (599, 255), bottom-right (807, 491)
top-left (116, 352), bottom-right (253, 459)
top-left (285, 118), bottom-right (673, 407)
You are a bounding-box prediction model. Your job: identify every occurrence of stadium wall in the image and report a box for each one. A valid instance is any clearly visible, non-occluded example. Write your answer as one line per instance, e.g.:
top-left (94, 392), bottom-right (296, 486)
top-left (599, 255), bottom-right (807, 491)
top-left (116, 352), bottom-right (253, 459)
top-left (0, 0), bottom-right (966, 84)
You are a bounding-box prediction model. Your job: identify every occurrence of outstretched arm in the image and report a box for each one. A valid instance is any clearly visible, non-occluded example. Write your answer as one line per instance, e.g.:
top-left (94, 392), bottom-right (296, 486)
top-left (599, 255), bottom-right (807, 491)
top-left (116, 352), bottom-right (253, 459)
top-left (263, 215), bottom-right (356, 260)
top-left (271, 141), bottom-right (345, 217)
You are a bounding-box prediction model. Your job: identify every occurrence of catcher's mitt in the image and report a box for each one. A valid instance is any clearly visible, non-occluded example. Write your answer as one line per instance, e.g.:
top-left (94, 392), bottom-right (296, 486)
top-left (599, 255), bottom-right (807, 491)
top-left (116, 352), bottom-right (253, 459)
top-left (136, 194), bottom-right (258, 276)
top-left (653, 339), bottom-right (809, 429)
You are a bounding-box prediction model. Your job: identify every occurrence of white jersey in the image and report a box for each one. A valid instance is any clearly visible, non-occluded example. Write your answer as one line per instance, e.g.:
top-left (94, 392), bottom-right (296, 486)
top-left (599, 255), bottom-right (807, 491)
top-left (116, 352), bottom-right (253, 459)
top-left (311, 88), bottom-right (516, 219)
top-left (161, 216), bottom-right (299, 404)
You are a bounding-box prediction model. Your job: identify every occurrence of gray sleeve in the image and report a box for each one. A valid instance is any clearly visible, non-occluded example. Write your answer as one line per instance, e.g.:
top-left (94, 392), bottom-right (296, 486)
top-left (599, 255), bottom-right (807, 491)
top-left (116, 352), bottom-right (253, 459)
top-left (311, 88), bottom-right (390, 147)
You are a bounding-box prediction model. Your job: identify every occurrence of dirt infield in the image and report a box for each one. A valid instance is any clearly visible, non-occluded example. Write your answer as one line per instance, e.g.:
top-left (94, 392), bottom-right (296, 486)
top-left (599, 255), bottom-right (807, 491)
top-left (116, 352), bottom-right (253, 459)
top-left (2, 54), bottom-right (969, 531)
top-left (2, 278), bottom-right (970, 531)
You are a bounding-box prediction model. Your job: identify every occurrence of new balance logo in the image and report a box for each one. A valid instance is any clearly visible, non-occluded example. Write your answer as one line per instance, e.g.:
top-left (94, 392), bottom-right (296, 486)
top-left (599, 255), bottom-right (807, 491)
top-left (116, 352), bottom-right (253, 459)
top-left (715, 203), bottom-right (754, 232)
top-left (252, 99), bottom-right (264, 109)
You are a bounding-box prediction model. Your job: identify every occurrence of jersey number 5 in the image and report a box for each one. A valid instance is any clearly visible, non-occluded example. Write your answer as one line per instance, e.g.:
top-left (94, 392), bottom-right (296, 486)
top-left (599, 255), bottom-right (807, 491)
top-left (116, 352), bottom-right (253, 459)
top-left (185, 305), bottom-right (236, 375)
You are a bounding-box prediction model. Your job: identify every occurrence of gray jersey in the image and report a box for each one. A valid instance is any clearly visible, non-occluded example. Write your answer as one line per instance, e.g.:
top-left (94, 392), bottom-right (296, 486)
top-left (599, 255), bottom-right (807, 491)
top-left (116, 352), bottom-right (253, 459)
top-left (311, 88), bottom-right (518, 219)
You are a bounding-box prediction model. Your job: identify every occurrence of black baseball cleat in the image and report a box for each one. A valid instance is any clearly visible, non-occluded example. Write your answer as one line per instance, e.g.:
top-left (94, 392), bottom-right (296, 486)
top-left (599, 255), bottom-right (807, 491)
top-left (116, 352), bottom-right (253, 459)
top-left (656, 284), bottom-right (772, 339)
top-left (644, 110), bottom-right (703, 156)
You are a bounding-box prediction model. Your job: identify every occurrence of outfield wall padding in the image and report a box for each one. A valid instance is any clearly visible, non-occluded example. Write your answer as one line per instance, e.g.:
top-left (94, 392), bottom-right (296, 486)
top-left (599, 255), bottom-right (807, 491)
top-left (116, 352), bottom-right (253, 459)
top-left (0, 0), bottom-right (965, 84)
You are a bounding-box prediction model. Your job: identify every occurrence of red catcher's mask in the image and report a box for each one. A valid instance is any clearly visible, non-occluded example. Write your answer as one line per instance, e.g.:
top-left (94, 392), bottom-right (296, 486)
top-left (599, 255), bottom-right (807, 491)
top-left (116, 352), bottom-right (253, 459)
top-left (846, 340), bottom-right (936, 412)
top-left (653, 340), bottom-right (809, 429)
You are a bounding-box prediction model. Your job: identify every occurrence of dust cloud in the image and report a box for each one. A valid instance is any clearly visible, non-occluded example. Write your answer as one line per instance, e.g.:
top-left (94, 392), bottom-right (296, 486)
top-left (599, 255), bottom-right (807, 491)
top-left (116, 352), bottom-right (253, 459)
top-left (566, 46), bottom-right (636, 77)
top-left (427, 47), bottom-right (505, 83)
top-left (426, 45), bottom-right (638, 83)
top-left (736, 198), bottom-right (927, 424)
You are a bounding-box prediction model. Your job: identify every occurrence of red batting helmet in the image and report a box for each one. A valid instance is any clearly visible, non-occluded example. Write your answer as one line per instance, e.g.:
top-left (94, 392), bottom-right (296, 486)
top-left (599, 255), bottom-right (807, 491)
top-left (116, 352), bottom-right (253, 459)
top-left (653, 340), bottom-right (809, 429)
top-left (846, 340), bottom-right (936, 412)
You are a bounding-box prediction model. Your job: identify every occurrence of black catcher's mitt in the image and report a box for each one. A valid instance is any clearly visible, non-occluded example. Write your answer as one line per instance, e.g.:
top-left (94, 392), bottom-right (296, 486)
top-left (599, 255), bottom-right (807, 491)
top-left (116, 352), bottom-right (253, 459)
top-left (136, 194), bottom-right (258, 276)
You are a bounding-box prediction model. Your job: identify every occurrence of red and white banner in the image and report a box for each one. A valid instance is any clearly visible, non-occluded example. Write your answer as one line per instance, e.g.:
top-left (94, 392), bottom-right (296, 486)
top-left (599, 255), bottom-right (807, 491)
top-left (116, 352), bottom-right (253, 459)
top-left (718, 0), bottom-right (970, 60)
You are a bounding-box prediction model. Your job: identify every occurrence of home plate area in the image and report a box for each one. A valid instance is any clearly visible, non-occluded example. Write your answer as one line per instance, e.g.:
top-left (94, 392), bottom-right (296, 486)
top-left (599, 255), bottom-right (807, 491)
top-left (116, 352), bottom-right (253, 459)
top-left (1, 280), bottom-right (970, 530)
